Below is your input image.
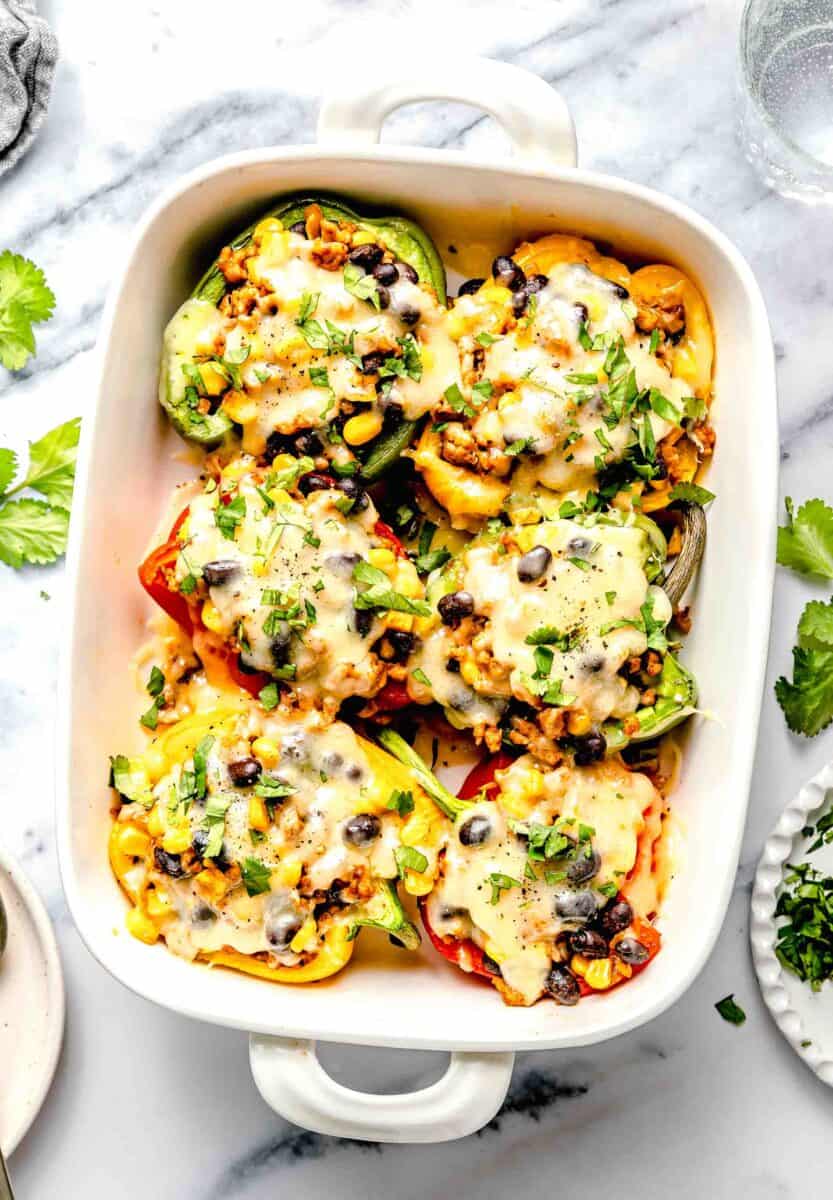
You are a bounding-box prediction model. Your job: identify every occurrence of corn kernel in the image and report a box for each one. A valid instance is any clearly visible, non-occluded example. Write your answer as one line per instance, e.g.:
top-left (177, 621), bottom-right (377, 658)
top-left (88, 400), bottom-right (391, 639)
top-left (460, 660), bottom-right (481, 687)
top-left (254, 217), bottom-right (284, 242)
top-left (248, 795), bottom-right (270, 833)
top-left (117, 825), bottom-right (151, 858)
top-left (404, 872), bottom-right (434, 897)
top-left (147, 806), bottom-right (164, 839)
top-left (385, 612), bottom-right (414, 634)
top-left (290, 917), bottom-right (318, 953)
top-left (146, 889), bottom-right (173, 921)
top-left (509, 506), bottom-right (542, 526)
top-left (414, 614), bottom-right (439, 638)
top-left (446, 311), bottom-right (469, 340)
top-left (250, 557), bottom-right (266, 578)
top-left (583, 958), bottom-right (615, 990)
top-left (275, 860), bottom-right (302, 888)
top-left (202, 600), bottom-right (224, 633)
top-left (221, 390), bottom-right (258, 425)
top-left (481, 284), bottom-right (512, 306)
top-left (270, 453), bottom-right (296, 473)
top-left (343, 411), bottom-right (384, 447)
top-left (394, 560), bottom-right (421, 598)
top-left (570, 953), bottom-right (590, 978)
top-left (567, 709), bottom-right (592, 736)
top-left (368, 547), bottom-right (396, 571)
top-left (267, 487), bottom-right (293, 507)
top-left (273, 333), bottom-right (310, 362)
top-left (144, 746), bottom-right (167, 784)
top-left (199, 362), bottom-right (228, 396)
top-left (162, 826), bottom-right (192, 855)
top-left (252, 737), bottom-right (280, 769)
top-left (352, 230), bottom-right (376, 246)
top-left (241, 428), bottom-right (267, 457)
top-left (195, 868), bottom-right (227, 904)
top-left (420, 347), bottom-right (435, 371)
top-left (126, 906), bottom-right (159, 944)
top-left (257, 230), bottom-right (290, 264)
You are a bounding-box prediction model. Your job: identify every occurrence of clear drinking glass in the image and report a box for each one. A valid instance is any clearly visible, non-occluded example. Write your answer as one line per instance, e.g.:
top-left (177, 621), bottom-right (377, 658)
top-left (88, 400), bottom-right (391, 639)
top-left (739, 0), bottom-right (833, 201)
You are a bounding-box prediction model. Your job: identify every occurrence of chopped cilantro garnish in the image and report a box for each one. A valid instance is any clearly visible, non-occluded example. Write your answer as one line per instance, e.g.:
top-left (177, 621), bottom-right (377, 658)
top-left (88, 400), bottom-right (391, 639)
top-left (475, 331), bottom-right (498, 346)
top-left (215, 494), bottom-right (246, 541)
top-left (443, 382), bottom-right (475, 418)
top-left (395, 845), bottom-right (428, 877)
top-left (488, 872), bottom-right (522, 905)
top-left (649, 328), bottom-right (661, 355)
top-left (259, 682), bottom-right (280, 711)
top-left (387, 790), bottom-right (415, 816)
top-left (343, 262), bottom-right (381, 310)
top-left (714, 994), bottom-right (747, 1025)
top-left (669, 481), bottom-right (715, 506)
top-left (777, 496), bottom-right (833, 580)
top-left (241, 857), bottom-right (272, 897)
top-left (412, 667), bottom-right (431, 687)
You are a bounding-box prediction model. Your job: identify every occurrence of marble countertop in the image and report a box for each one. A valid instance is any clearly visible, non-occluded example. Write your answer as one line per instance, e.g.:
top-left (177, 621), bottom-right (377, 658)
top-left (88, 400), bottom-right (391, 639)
top-left (4, 0), bottom-right (833, 1193)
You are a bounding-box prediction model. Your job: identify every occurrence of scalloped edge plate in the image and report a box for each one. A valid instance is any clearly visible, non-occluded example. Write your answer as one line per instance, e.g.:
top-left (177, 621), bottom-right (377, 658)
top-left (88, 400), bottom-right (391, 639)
top-left (0, 844), bottom-right (65, 1156)
top-left (751, 761), bottom-right (833, 1087)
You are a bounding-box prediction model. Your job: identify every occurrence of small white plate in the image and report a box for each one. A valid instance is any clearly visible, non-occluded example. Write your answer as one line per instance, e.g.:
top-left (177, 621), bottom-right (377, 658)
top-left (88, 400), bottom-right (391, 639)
top-left (0, 844), bottom-right (65, 1156)
top-left (751, 761), bottom-right (833, 1087)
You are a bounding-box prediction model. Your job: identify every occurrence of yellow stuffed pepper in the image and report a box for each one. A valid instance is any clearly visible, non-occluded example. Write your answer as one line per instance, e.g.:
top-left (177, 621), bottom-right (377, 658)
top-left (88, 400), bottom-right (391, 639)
top-left (415, 233), bottom-right (714, 529)
top-left (108, 702), bottom-right (446, 984)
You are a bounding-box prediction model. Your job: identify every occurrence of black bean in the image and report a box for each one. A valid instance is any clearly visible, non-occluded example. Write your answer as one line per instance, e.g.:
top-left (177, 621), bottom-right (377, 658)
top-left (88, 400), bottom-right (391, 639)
top-left (360, 350), bottom-right (386, 375)
top-left (294, 431), bottom-right (324, 457)
top-left (236, 653), bottom-right (260, 676)
top-left (202, 559), bottom-right (239, 587)
top-left (343, 813), bottom-right (382, 847)
top-left (396, 303), bottom-right (421, 327)
top-left (554, 887), bottom-right (598, 922)
top-left (385, 629), bottom-right (415, 663)
top-left (611, 282), bottom-right (630, 300)
top-left (482, 954), bottom-right (501, 976)
top-left (438, 590), bottom-right (475, 626)
top-left (566, 847), bottom-right (601, 884)
top-left (516, 545), bottom-right (552, 582)
top-left (615, 937), bottom-right (649, 965)
top-left (458, 814), bottom-right (492, 846)
top-left (289, 221), bottom-right (308, 238)
top-left (347, 243), bottom-right (384, 270)
top-left (396, 261), bottom-right (419, 284)
top-left (492, 255), bottom-right (526, 291)
top-left (546, 962), bottom-right (581, 1005)
top-left (457, 277), bottom-right (485, 297)
top-left (298, 471), bottom-right (336, 495)
top-left (574, 302), bottom-right (589, 324)
top-left (512, 288), bottom-right (530, 318)
top-left (446, 657), bottom-right (461, 674)
top-left (153, 847), bottom-right (185, 878)
top-left (335, 476), bottom-right (369, 512)
top-left (567, 536), bottom-right (593, 556)
top-left (569, 928), bottom-right (609, 959)
top-left (191, 829), bottom-right (228, 870)
top-left (375, 284), bottom-right (391, 310)
top-left (322, 751), bottom-right (343, 771)
top-left (440, 904), bottom-right (468, 920)
top-left (599, 899), bottom-right (633, 939)
top-left (191, 902), bottom-right (217, 925)
top-left (526, 273), bottom-right (549, 295)
top-left (228, 757), bottom-right (262, 787)
top-left (265, 910), bottom-right (304, 950)
top-left (353, 607), bottom-right (373, 637)
top-left (372, 262), bottom-right (399, 285)
top-left (325, 551), bottom-right (362, 578)
top-left (270, 626), bottom-right (291, 668)
top-left (573, 731), bottom-right (607, 766)
top-left (345, 763), bottom-right (364, 783)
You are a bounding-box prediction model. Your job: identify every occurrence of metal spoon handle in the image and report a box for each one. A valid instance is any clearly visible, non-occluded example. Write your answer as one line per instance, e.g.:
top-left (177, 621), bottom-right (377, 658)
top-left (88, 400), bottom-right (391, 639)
top-left (0, 1146), bottom-right (14, 1200)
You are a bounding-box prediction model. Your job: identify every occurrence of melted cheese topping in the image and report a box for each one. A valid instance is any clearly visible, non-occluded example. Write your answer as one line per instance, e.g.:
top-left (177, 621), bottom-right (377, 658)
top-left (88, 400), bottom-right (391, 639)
top-left (414, 516), bottom-right (670, 726)
top-left (163, 226), bottom-right (460, 449)
top-left (444, 261), bottom-right (691, 493)
top-left (426, 756), bottom-right (657, 1004)
top-left (115, 709), bottom-right (438, 964)
top-left (175, 465), bottom-right (402, 706)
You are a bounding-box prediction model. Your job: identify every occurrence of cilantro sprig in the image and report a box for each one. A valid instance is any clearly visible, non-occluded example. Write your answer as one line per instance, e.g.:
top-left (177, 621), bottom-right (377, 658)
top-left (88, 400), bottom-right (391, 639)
top-left (0, 251), bottom-right (55, 370)
top-left (777, 497), bottom-right (833, 580)
top-left (0, 416), bottom-right (80, 568)
top-left (775, 597), bottom-right (833, 736)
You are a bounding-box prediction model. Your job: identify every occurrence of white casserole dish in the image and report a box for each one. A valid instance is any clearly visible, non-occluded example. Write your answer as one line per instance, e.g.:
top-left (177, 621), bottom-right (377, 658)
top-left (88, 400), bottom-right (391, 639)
top-left (57, 57), bottom-right (777, 1143)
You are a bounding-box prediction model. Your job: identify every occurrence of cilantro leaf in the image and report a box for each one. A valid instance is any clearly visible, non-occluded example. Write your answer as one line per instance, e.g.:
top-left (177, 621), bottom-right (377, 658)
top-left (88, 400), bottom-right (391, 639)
top-left (796, 599), bottom-right (833, 651)
top-left (394, 845), bottom-right (428, 878)
top-left (714, 994), bottom-right (746, 1026)
top-left (0, 251), bottom-right (55, 370)
top-left (0, 448), bottom-right (16, 494)
top-left (669, 481), bottom-right (715, 507)
top-left (777, 497), bottom-right (833, 579)
top-left (241, 857), bottom-right (273, 896)
top-left (776, 645), bottom-right (833, 736)
top-left (0, 498), bottom-right (69, 567)
top-left (387, 790), bottom-right (415, 816)
top-left (343, 263), bottom-right (381, 310)
top-left (215, 494), bottom-right (246, 540)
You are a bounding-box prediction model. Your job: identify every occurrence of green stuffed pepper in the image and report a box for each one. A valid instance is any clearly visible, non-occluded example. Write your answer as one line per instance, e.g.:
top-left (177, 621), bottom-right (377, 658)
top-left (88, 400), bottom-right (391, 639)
top-left (158, 194), bottom-right (457, 476)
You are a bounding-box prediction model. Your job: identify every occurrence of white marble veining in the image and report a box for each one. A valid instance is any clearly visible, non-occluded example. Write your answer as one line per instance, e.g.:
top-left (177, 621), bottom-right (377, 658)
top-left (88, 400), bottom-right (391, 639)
top-left (3, 0), bottom-right (833, 1193)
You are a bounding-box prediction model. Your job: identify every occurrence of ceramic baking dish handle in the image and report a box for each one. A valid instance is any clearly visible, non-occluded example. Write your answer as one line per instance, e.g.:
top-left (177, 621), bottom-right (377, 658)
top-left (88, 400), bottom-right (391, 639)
top-left (249, 1034), bottom-right (515, 1143)
top-left (317, 56), bottom-right (577, 168)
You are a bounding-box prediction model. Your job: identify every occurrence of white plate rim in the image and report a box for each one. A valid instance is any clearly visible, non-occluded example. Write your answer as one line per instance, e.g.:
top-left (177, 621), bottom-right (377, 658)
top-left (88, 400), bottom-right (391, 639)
top-left (750, 760), bottom-right (833, 1087)
top-left (0, 843), bottom-right (66, 1156)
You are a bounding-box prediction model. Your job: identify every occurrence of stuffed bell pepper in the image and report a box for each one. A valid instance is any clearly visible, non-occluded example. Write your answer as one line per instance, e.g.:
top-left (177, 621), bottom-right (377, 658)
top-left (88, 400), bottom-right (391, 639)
top-left (413, 233), bottom-right (714, 529)
top-left (109, 703), bottom-right (446, 981)
top-left (159, 195), bottom-right (459, 481)
top-left (379, 731), bottom-right (665, 1007)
